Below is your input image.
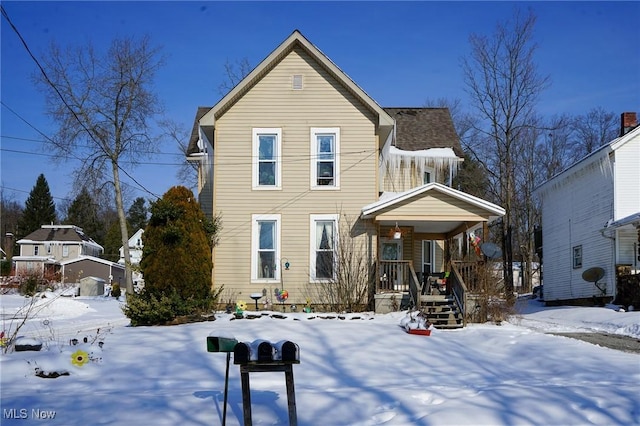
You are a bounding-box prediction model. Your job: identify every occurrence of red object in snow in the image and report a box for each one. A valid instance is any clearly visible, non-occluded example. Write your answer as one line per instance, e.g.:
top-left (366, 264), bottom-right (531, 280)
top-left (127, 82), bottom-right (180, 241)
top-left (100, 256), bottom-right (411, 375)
top-left (406, 328), bottom-right (431, 336)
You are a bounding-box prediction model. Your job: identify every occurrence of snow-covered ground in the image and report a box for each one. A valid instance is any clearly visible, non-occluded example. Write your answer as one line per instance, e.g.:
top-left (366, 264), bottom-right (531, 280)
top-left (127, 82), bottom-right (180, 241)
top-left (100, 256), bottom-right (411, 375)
top-left (1, 292), bottom-right (638, 425)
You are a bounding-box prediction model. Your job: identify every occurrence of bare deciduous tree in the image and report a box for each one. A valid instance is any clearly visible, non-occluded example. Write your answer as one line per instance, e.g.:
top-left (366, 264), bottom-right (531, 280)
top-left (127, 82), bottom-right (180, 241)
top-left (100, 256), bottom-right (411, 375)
top-left (536, 114), bottom-right (573, 181)
top-left (569, 106), bottom-right (618, 162)
top-left (160, 119), bottom-right (198, 191)
top-left (462, 9), bottom-right (550, 303)
top-left (34, 35), bottom-right (165, 292)
top-left (306, 214), bottom-right (373, 312)
top-left (217, 57), bottom-right (252, 96)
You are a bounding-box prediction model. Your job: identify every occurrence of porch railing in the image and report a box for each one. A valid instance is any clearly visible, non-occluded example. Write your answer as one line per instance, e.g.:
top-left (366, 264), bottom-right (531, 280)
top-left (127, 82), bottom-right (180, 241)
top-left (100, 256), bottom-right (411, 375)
top-left (378, 260), bottom-right (420, 309)
top-left (451, 261), bottom-right (484, 293)
top-left (449, 262), bottom-right (469, 327)
top-left (378, 260), bottom-right (411, 292)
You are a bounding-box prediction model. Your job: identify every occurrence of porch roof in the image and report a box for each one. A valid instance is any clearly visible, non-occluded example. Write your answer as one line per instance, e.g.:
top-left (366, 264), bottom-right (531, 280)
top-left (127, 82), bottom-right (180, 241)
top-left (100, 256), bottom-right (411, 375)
top-left (604, 212), bottom-right (640, 231)
top-left (361, 182), bottom-right (505, 234)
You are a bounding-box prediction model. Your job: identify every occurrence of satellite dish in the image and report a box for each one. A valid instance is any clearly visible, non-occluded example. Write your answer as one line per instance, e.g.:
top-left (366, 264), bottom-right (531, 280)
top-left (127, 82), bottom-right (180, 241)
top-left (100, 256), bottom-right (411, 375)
top-left (582, 267), bottom-right (605, 283)
top-left (480, 242), bottom-right (502, 259)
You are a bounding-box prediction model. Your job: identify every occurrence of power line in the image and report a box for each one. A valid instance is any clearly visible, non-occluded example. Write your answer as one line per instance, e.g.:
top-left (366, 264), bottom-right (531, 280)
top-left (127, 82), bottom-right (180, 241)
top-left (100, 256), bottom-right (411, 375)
top-left (2, 99), bottom-right (379, 168)
top-left (1, 5), bottom-right (159, 200)
top-left (1, 134), bottom-right (182, 157)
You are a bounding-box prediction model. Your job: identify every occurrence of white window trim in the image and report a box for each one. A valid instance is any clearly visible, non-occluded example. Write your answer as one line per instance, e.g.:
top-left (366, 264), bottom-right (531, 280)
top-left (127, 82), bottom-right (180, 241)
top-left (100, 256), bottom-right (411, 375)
top-left (310, 127), bottom-right (340, 190)
top-left (422, 240), bottom-right (434, 274)
top-left (309, 214), bottom-right (339, 282)
top-left (251, 214), bottom-right (281, 283)
top-left (573, 245), bottom-right (582, 269)
top-left (252, 128), bottom-right (282, 190)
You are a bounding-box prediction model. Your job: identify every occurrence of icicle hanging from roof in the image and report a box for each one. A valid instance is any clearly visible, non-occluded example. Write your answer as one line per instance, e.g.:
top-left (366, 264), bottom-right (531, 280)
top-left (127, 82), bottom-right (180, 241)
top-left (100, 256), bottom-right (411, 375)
top-left (380, 133), bottom-right (462, 187)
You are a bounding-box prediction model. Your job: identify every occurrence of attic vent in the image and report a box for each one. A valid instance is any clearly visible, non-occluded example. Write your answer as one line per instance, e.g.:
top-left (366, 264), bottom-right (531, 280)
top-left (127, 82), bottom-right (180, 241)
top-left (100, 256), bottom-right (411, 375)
top-left (292, 74), bottom-right (303, 90)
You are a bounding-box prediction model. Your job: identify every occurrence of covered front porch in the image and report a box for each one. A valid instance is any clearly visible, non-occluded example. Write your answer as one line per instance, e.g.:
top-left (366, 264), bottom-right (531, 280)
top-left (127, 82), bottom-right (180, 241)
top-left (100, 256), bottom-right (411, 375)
top-left (361, 183), bottom-right (506, 327)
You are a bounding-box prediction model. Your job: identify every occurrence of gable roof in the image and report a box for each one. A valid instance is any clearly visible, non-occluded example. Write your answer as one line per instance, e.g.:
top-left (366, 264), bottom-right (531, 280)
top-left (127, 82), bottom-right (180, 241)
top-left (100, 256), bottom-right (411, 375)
top-left (362, 182), bottom-right (505, 219)
top-left (383, 107), bottom-right (463, 156)
top-left (198, 30), bottom-right (394, 131)
top-left (187, 106), bottom-right (213, 155)
top-left (535, 125), bottom-right (640, 195)
top-left (17, 225), bottom-right (100, 247)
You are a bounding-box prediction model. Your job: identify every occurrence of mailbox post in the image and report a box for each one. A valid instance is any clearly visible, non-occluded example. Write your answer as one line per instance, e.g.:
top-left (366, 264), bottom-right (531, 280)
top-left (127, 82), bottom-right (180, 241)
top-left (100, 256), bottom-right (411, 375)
top-left (208, 336), bottom-right (300, 426)
top-left (206, 336), bottom-right (238, 426)
top-left (234, 339), bottom-right (300, 426)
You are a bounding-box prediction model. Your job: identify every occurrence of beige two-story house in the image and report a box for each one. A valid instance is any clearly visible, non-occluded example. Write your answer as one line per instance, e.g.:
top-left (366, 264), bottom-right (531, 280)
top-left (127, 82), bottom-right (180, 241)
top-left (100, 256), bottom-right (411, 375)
top-left (187, 31), bottom-right (504, 321)
top-left (14, 224), bottom-right (125, 287)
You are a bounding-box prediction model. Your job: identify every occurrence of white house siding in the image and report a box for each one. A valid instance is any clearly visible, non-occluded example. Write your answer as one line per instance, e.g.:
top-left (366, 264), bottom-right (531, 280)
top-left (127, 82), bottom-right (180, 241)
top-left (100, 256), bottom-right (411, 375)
top-left (613, 136), bottom-right (640, 220)
top-left (211, 47), bottom-right (379, 305)
top-left (540, 156), bottom-right (615, 302)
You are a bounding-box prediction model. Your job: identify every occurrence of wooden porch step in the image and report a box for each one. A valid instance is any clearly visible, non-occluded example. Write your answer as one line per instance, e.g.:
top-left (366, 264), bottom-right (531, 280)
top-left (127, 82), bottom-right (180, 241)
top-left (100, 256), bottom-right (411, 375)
top-left (419, 295), bottom-right (463, 329)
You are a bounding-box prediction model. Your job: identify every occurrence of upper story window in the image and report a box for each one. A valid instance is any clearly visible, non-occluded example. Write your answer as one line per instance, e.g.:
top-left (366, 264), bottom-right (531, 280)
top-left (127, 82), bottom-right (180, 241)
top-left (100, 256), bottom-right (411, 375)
top-left (423, 170), bottom-right (433, 184)
top-left (252, 128), bottom-right (282, 190)
top-left (34, 246), bottom-right (39, 256)
top-left (251, 214), bottom-right (281, 282)
top-left (311, 128), bottom-right (340, 189)
top-left (63, 246), bottom-right (69, 257)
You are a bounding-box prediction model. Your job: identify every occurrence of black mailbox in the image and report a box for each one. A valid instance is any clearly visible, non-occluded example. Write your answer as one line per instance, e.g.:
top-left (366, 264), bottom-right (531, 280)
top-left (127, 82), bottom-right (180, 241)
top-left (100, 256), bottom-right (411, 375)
top-left (273, 340), bottom-right (300, 362)
top-left (254, 340), bottom-right (275, 362)
top-left (233, 342), bottom-right (251, 364)
top-left (233, 340), bottom-right (275, 364)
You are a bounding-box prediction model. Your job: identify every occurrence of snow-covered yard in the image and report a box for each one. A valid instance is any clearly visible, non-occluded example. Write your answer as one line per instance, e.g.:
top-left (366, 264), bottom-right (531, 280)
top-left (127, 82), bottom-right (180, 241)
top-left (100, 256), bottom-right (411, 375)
top-left (1, 292), bottom-right (638, 425)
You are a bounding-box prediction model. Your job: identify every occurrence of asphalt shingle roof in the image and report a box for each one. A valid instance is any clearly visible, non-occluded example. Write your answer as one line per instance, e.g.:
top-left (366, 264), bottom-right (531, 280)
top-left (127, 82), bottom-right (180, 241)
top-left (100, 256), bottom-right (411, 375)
top-left (187, 106), bottom-right (213, 156)
top-left (383, 107), bottom-right (463, 156)
top-left (21, 226), bottom-right (93, 243)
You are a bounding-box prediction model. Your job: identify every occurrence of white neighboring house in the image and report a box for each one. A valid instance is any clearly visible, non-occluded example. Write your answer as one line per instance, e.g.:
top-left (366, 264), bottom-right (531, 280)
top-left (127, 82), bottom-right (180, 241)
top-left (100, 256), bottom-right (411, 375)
top-left (535, 113), bottom-right (640, 304)
top-left (118, 229), bottom-right (144, 290)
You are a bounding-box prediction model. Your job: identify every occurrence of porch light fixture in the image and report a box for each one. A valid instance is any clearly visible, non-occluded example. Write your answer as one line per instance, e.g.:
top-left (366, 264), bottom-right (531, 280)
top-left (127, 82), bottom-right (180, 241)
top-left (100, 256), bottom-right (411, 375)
top-left (393, 223), bottom-right (402, 240)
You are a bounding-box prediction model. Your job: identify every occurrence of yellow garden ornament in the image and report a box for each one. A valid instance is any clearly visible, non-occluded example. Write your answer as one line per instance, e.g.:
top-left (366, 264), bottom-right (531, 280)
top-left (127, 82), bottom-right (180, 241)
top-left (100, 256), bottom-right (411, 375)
top-left (71, 350), bottom-right (89, 367)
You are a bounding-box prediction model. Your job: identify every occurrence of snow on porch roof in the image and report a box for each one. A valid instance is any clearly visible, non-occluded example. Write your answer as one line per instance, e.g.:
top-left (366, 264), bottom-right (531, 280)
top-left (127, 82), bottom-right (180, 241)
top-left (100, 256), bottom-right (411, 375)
top-left (604, 212), bottom-right (640, 230)
top-left (361, 182), bottom-right (506, 219)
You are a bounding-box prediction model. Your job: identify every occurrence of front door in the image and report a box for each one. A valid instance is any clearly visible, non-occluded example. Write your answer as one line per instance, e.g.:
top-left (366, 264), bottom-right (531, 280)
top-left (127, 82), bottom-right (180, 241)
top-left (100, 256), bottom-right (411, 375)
top-left (382, 240), bottom-right (402, 261)
top-left (381, 239), bottom-right (403, 289)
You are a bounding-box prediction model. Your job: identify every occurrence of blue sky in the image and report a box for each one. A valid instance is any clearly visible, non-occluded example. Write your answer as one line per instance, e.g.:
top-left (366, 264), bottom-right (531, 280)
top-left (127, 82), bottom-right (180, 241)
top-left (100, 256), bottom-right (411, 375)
top-left (2, 1), bottom-right (639, 209)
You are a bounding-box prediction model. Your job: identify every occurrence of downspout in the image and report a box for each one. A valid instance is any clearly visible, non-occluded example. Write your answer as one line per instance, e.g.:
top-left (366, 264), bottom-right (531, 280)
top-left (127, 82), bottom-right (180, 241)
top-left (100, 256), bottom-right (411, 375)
top-left (600, 222), bottom-right (616, 299)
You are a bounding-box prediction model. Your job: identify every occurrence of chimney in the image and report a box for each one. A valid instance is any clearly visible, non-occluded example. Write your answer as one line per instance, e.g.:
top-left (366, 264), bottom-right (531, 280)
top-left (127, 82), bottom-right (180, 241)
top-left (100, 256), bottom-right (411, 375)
top-left (4, 232), bottom-right (14, 259)
top-left (620, 112), bottom-right (637, 136)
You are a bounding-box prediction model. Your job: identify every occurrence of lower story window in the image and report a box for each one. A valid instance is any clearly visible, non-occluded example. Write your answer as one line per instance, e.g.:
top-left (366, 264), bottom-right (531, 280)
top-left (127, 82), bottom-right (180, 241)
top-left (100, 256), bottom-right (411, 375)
top-left (310, 214), bottom-right (338, 281)
top-left (573, 245), bottom-right (582, 269)
top-left (251, 214), bottom-right (281, 281)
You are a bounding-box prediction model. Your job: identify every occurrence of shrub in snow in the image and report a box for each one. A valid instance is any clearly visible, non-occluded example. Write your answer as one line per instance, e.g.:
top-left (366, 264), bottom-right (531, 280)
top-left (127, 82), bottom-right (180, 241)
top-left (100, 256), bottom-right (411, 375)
top-left (110, 283), bottom-right (121, 299)
top-left (128, 186), bottom-right (221, 325)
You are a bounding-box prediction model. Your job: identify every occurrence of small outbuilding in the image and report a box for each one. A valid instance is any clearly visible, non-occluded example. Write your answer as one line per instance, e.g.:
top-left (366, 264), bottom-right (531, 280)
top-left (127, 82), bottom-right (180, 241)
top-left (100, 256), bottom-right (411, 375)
top-left (79, 276), bottom-right (105, 297)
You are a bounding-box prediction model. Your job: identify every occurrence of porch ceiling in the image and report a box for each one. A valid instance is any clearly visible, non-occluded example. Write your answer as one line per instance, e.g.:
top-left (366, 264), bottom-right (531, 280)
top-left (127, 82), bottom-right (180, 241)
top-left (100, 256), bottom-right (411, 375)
top-left (376, 219), bottom-right (481, 237)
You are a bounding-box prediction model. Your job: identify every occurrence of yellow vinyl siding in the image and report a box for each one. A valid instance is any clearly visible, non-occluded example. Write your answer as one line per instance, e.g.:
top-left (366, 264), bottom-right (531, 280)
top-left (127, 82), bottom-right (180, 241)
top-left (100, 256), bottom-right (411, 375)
top-left (375, 191), bottom-right (493, 222)
top-left (211, 46), bottom-right (379, 303)
top-left (412, 238), bottom-right (445, 275)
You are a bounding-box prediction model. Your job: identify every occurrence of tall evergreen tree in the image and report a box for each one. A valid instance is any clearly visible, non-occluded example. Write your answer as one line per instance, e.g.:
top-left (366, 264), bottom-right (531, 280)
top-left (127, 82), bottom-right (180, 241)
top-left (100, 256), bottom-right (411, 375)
top-left (65, 187), bottom-right (103, 244)
top-left (140, 186), bottom-right (214, 302)
top-left (17, 174), bottom-right (56, 238)
top-left (127, 197), bottom-right (148, 232)
top-left (103, 219), bottom-right (132, 262)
